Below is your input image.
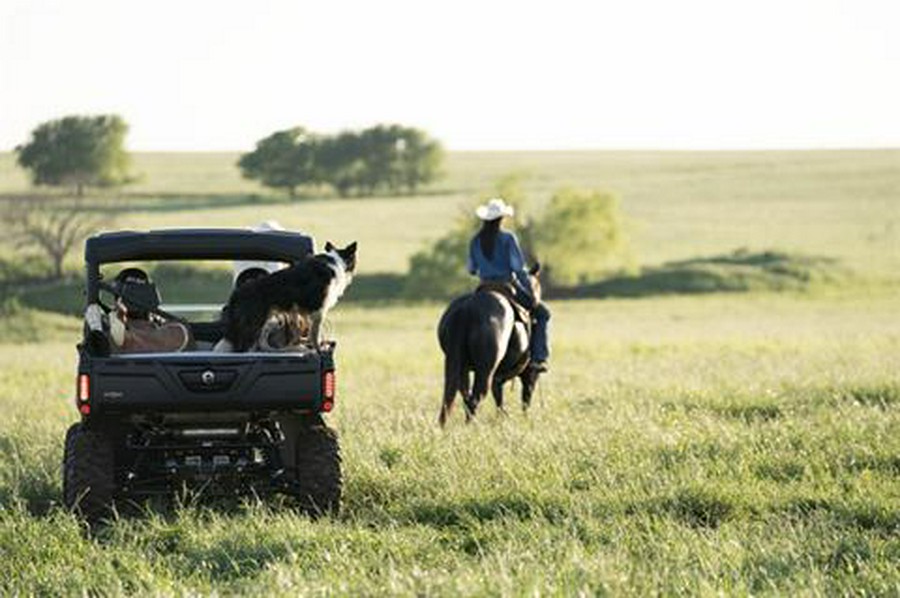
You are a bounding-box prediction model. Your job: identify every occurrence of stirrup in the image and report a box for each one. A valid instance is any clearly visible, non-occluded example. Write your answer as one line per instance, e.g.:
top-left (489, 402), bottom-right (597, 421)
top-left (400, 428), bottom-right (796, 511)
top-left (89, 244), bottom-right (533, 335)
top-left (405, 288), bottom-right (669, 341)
top-left (529, 361), bottom-right (549, 373)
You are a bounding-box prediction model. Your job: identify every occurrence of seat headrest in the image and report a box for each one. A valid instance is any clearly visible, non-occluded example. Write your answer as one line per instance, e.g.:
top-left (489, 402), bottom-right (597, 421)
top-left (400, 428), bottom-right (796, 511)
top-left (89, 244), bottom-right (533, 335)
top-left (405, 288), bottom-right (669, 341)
top-left (117, 280), bottom-right (161, 318)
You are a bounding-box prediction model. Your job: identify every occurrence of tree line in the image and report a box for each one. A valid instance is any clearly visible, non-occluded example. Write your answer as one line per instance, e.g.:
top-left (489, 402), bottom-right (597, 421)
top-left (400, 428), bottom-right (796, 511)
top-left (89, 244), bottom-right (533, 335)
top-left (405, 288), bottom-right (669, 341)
top-left (237, 124), bottom-right (443, 198)
top-left (11, 115), bottom-right (444, 198)
top-left (5, 115), bottom-right (444, 280)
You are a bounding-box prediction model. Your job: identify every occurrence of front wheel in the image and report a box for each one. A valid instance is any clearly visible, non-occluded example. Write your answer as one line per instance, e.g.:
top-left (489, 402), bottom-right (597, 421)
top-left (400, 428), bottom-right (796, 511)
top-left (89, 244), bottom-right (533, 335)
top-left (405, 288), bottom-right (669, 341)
top-left (291, 415), bottom-right (342, 516)
top-left (63, 423), bottom-right (116, 523)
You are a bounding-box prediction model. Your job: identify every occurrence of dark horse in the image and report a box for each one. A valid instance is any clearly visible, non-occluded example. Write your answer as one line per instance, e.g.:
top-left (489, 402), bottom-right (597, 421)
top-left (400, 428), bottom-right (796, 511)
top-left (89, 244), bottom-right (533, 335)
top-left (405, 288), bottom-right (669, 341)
top-left (437, 264), bottom-right (544, 426)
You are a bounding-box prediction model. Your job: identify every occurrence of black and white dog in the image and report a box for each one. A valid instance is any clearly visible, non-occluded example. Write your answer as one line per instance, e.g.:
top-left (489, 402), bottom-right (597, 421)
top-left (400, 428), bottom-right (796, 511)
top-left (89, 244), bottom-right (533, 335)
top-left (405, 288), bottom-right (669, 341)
top-left (215, 241), bottom-right (357, 352)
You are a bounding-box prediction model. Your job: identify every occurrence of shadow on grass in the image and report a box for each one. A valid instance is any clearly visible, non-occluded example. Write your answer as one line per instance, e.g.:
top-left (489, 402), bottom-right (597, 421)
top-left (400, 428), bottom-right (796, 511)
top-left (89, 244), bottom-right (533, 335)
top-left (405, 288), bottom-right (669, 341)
top-left (0, 432), bottom-right (61, 517)
top-left (548, 249), bottom-right (849, 299)
top-left (9, 188), bottom-right (458, 215)
top-left (135, 512), bottom-right (298, 581)
top-left (42, 193), bottom-right (297, 214)
top-left (712, 403), bottom-right (783, 424)
top-left (5, 267), bottom-right (409, 319)
top-left (837, 384), bottom-right (900, 410)
top-left (345, 273), bottom-right (406, 304)
top-left (625, 486), bottom-right (741, 529)
top-left (0, 254), bottom-right (52, 284)
top-left (408, 494), bottom-right (568, 529)
top-left (4, 249), bottom-right (851, 316)
top-left (754, 459), bottom-right (808, 483)
top-left (4, 278), bottom-right (84, 317)
top-left (781, 496), bottom-right (900, 534)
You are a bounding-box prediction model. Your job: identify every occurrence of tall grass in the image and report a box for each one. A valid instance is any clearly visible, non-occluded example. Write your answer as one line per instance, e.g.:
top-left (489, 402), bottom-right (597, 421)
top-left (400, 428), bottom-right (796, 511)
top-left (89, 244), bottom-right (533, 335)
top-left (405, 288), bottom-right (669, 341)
top-left (0, 293), bottom-right (898, 594)
top-left (0, 149), bottom-right (898, 593)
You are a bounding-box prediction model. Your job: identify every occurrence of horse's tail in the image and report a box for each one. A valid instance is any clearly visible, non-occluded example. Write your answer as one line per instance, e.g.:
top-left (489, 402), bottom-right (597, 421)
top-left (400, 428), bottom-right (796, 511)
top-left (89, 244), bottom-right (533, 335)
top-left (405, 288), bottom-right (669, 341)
top-left (438, 296), bottom-right (470, 426)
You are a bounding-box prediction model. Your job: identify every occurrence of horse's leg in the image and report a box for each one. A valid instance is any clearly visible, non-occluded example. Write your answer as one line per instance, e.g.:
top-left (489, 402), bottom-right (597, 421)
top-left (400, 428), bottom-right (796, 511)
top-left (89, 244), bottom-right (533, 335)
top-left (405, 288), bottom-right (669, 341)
top-left (459, 370), bottom-right (470, 404)
top-left (439, 357), bottom-right (460, 427)
top-left (468, 361), bottom-right (498, 422)
top-left (491, 377), bottom-right (508, 416)
top-left (520, 368), bottom-right (540, 412)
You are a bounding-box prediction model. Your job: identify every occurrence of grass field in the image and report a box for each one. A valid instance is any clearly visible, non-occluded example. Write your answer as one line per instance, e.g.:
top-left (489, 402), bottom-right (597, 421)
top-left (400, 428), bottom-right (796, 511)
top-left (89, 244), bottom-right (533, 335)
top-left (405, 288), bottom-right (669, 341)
top-left (2, 149), bottom-right (899, 275)
top-left (0, 150), bottom-right (899, 594)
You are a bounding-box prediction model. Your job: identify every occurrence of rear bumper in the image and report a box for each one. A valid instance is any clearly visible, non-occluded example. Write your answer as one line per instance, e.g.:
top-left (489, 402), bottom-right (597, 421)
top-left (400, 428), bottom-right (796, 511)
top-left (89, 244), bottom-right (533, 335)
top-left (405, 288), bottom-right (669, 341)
top-left (81, 351), bottom-right (333, 415)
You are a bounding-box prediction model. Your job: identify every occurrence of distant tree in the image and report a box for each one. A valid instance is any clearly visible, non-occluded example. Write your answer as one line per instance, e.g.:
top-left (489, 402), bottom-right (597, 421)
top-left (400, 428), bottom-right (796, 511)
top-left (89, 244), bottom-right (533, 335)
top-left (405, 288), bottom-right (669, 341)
top-left (15, 115), bottom-right (133, 196)
top-left (348, 124), bottom-right (399, 195)
top-left (395, 127), bottom-right (443, 194)
top-left (356, 124), bottom-right (443, 195)
top-left (403, 182), bottom-right (632, 299)
top-left (529, 188), bottom-right (632, 286)
top-left (317, 132), bottom-right (366, 197)
top-left (238, 128), bottom-right (319, 198)
top-left (403, 176), bottom-right (529, 299)
top-left (0, 197), bottom-right (113, 279)
top-left (403, 222), bottom-right (473, 299)
top-left (255, 124), bottom-right (443, 198)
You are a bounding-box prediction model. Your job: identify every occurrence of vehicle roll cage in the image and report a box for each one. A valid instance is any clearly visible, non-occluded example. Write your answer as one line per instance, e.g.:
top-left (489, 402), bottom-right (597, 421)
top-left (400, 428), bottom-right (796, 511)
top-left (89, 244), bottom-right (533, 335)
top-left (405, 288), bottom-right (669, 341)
top-left (84, 229), bottom-right (315, 304)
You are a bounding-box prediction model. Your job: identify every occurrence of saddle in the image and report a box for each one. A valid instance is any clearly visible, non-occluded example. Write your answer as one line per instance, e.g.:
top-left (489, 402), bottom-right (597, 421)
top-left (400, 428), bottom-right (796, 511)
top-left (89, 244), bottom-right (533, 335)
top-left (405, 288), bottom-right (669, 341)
top-left (476, 281), bottom-right (533, 332)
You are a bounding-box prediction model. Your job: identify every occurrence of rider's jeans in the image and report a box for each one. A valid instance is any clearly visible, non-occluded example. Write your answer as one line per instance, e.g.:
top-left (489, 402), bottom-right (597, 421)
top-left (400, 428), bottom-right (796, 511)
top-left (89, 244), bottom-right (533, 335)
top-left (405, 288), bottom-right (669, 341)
top-left (513, 288), bottom-right (551, 363)
top-left (531, 303), bottom-right (551, 362)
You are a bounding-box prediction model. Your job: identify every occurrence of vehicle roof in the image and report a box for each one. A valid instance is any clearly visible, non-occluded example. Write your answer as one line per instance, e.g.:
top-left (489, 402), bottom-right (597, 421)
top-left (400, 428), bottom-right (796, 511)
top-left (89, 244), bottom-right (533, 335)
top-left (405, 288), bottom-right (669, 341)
top-left (85, 229), bottom-right (315, 263)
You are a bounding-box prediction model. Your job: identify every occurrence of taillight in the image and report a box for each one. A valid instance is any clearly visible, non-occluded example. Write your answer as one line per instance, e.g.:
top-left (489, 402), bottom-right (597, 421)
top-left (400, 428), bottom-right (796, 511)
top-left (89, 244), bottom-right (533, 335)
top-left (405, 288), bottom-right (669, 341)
top-left (322, 370), bottom-right (335, 412)
top-left (76, 374), bottom-right (90, 415)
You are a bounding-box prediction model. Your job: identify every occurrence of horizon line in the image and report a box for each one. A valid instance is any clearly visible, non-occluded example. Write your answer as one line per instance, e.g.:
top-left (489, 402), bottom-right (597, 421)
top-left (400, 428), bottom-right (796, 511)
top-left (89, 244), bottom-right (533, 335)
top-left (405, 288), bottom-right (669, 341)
top-left (3, 145), bottom-right (899, 154)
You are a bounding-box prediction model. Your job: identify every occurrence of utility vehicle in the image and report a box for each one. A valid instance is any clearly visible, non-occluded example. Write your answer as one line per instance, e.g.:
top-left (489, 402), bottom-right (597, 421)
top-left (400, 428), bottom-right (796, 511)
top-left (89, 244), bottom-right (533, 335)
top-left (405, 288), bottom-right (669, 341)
top-left (63, 229), bottom-right (341, 521)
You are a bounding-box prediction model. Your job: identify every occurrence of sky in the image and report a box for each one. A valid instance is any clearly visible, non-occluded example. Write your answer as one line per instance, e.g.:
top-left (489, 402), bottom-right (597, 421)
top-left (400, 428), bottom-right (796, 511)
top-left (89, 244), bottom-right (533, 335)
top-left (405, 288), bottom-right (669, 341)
top-left (1, 0), bottom-right (898, 152)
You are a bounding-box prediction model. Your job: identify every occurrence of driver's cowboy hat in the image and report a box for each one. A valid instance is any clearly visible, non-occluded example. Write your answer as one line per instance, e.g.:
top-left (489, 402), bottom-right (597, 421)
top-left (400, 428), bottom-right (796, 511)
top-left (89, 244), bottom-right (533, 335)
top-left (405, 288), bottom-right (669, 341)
top-left (475, 198), bottom-right (515, 221)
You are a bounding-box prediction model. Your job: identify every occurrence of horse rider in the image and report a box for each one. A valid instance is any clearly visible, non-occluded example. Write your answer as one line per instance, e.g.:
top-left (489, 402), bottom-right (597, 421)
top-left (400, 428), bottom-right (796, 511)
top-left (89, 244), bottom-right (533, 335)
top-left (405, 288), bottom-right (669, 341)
top-left (466, 197), bottom-right (551, 373)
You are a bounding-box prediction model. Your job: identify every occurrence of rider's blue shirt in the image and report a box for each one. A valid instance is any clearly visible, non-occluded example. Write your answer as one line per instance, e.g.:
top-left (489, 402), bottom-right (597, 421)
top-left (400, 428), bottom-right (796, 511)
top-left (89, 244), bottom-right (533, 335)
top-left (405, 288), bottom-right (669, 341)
top-left (467, 231), bottom-right (531, 293)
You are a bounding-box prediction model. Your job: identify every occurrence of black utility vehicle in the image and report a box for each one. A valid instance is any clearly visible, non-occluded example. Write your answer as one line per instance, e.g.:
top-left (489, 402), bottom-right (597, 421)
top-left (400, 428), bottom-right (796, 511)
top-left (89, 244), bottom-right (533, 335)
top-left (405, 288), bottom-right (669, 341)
top-left (63, 229), bottom-right (341, 521)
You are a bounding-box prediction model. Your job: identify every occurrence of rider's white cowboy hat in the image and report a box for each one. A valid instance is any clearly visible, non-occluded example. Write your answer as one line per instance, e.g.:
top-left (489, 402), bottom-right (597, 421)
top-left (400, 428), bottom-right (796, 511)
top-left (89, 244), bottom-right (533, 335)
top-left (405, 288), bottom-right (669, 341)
top-left (475, 197), bottom-right (515, 221)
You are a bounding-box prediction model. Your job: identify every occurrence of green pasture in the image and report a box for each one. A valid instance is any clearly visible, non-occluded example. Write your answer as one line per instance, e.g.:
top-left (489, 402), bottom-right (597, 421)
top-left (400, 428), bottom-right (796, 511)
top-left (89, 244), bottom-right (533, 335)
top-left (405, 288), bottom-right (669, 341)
top-left (1, 149), bottom-right (899, 276)
top-left (0, 150), bottom-right (898, 594)
top-left (1, 294), bottom-right (899, 594)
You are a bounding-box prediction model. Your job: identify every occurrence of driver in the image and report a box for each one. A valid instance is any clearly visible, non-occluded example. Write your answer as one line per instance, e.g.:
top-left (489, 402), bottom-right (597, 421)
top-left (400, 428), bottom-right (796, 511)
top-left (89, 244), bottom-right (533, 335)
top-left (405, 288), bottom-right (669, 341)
top-left (109, 268), bottom-right (194, 353)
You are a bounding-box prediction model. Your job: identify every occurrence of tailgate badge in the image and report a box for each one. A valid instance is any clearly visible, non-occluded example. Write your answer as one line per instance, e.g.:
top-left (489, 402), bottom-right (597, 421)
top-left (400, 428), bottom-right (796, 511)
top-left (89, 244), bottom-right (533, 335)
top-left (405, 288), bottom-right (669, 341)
top-left (201, 370), bottom-right (216, 386)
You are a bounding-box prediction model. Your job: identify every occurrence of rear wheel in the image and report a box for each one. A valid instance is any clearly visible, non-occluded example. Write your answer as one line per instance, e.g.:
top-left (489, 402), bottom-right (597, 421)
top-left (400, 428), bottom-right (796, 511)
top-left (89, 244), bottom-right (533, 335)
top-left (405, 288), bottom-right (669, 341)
top-left (63, 423), bottom-right (116, 523)
top-left (292, 415), bottom-right (342, 516)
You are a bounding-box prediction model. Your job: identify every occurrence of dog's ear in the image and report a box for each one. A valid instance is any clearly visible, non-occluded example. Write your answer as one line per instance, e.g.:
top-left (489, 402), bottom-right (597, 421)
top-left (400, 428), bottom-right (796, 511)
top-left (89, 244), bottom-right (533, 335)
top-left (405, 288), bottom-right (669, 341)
top-left (339, 242), bottom-right (358, 273)
top-left (529, 261), bottom-right (541, 276)
top-left (324, 241), bottom-right (335, 253)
